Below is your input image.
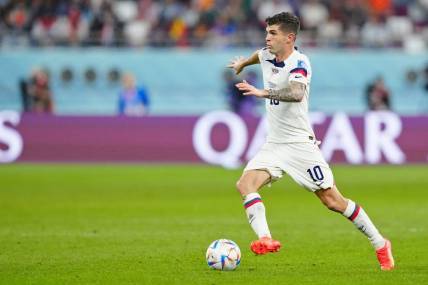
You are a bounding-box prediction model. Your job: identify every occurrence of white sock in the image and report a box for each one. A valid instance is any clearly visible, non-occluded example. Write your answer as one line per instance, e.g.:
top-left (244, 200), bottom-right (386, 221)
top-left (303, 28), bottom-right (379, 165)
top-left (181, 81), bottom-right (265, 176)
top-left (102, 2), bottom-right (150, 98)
top-left (343, 199), bottom-right (386, 250)
top-left (243, 193), bottom-right (271, 239)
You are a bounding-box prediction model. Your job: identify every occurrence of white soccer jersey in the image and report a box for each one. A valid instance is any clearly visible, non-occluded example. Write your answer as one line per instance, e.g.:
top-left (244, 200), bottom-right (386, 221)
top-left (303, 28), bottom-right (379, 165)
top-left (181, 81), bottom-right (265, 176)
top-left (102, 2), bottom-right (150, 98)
top-left (258, 47), bottom-right (315, 143)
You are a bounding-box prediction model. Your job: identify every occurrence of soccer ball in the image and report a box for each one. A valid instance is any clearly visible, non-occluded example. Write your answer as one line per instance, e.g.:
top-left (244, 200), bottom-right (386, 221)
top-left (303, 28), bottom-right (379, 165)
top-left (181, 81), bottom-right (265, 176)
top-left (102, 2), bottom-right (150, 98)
top-left (206, 239), bottom-right (241, 271)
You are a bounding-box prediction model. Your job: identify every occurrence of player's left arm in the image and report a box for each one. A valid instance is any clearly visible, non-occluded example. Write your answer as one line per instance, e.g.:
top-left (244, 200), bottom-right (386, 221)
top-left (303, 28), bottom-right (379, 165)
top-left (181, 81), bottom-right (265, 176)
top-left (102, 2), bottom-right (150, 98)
top-left (266, 81), bottom-right (306, 102)
top-left (235, 80), bottom-right (306, 102)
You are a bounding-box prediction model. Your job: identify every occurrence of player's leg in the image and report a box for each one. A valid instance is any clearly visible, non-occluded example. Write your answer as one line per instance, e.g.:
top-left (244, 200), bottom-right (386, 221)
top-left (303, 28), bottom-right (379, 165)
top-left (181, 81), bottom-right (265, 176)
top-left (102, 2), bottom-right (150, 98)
top-left (315, 186), bottom-right (394, 270)
top-left (239, 143), bottom-right (284, 254)
top-left (236, 169), bottom-right (281, 254)
top-left (315, 185), bottom-right (385, 248)
top-left (282, 142), bottom-right (394, 270)
top-left (236, 169), bottom-right (272, 238)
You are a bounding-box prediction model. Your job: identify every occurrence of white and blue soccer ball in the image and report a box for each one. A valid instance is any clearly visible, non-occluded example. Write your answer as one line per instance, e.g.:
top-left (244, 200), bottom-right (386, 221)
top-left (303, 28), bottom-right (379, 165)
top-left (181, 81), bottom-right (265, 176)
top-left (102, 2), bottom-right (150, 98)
top-left (206, 239), bottom-right (241, 271)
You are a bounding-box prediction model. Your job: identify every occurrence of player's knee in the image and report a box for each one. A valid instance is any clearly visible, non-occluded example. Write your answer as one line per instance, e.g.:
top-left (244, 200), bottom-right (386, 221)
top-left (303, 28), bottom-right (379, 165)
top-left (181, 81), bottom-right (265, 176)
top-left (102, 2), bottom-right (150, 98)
top-left (236, 179), bottom-right (253, 196)
top-left (235, 179), bottom-right (246, 195)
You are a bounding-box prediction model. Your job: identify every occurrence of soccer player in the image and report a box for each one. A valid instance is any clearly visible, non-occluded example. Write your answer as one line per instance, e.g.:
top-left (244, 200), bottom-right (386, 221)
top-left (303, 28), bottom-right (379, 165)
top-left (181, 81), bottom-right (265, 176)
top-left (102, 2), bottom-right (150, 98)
top-left (227, 12), bottom-right (394, 271)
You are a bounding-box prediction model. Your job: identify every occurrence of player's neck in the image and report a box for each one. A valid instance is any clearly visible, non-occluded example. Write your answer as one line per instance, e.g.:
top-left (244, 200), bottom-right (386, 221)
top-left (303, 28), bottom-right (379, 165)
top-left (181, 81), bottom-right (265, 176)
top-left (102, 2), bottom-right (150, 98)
top-left (275, 45), bottom-right (294, 62)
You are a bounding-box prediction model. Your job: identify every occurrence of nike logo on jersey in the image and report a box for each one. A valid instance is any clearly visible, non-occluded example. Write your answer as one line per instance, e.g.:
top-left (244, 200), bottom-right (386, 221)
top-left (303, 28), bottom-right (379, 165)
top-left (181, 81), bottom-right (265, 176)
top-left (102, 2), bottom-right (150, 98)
top-left (295, 75), bottom-right (303, 78)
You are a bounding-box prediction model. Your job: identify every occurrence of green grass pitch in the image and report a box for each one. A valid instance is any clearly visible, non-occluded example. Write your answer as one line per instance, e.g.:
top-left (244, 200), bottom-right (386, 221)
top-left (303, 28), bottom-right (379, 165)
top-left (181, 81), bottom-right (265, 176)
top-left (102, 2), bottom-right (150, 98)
top-left (0, 164), bottom-right (427, 284)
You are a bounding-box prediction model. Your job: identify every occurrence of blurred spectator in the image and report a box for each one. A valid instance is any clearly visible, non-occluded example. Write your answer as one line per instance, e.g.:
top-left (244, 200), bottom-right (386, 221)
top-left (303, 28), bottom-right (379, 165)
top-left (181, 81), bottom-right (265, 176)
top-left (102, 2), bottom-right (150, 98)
top-left (423, 63), bottom-right (428, 94)
top-left (223, 69), bottom-right (241, 113)
top-left (361, 15), bottom-right (390, 48)
top-left (256, 0), bottom-right (294, 25)
top-left (366, 76), bottom-right (391, 111)
top-left (368, 0), bottom-right (392, 17)
top-left (30, 0), bottom-right (61, 45)
top-left (300, 0), bottom-right (329, 32)
top-left (19, 68), bottom-right (54, 113)
top-left (3, 0), bottom-right (29, 45)
top-left (89, 0), bottom-right (122, 46)
top-left (223, 69), bottom-right (257, 116)
top-left (318, 12), bottom-right (344, 47)
top-left (67, 0), bottom-right (91, 45)
top-left (118, 73), bottom-right (149, 116)
top-left (19, 77), bottom-right (31, 112)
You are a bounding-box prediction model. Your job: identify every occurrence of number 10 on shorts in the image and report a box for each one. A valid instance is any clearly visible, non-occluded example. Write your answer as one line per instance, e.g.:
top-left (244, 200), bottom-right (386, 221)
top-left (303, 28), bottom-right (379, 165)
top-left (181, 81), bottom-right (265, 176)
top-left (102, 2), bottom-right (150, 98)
top-left (307, 166), bottom-right (324, 182)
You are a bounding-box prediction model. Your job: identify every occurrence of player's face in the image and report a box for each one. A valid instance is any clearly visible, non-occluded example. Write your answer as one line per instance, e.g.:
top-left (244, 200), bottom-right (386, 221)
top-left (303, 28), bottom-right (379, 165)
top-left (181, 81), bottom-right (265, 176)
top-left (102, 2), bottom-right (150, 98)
top-left (265, 25), bottom-right (295, 54)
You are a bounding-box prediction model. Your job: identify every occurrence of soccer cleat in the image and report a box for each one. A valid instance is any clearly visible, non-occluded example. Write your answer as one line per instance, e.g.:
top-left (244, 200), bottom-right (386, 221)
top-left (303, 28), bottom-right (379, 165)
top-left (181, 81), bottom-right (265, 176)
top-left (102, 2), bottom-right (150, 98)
top-left (250, 237), bottom-right (281, 255)
top-left (376, 239), bottom-right (395, 271)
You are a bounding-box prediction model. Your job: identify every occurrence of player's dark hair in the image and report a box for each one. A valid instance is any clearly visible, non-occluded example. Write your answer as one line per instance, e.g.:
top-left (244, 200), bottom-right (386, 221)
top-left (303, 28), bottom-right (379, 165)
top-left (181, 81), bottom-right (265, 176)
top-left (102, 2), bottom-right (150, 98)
top-left (265, 12), bottom-right (300, 35)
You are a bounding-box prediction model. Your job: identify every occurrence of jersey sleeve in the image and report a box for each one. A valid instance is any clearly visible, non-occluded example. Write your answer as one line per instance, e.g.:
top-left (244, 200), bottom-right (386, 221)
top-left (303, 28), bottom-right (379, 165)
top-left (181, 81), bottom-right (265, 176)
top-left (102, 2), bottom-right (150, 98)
top-left (288, 59), bottom-right (309, 86)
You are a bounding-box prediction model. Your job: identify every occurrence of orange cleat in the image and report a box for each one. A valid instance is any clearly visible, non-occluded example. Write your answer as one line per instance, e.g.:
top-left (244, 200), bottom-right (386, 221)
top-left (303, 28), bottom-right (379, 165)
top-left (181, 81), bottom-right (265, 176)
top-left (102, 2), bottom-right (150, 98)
top-left (250, 237), bottom-right (281, 255)
top-left (376, 239), bottom-right (395, 271)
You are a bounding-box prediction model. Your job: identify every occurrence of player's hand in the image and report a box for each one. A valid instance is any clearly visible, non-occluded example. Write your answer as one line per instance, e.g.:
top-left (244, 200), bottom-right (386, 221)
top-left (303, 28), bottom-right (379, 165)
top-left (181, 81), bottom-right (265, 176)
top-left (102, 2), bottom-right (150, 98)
top-left (235, 80), bottom-right (268, 98)
top-left (227, 56), bottom-right (246, 75)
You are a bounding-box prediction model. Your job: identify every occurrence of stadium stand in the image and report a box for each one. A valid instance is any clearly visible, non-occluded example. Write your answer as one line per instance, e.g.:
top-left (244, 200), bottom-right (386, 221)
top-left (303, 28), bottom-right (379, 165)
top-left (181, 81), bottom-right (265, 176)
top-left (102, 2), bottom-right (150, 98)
top-left (1, 0), bottom-right (427, 50)
top-left (0, 0), bottom-right (427, 115)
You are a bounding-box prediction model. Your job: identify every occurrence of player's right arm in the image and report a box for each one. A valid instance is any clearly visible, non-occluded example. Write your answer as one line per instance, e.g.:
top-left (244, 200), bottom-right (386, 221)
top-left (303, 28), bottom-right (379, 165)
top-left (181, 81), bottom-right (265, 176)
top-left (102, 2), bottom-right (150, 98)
top-left (227, 50), bottom-right (260, 75)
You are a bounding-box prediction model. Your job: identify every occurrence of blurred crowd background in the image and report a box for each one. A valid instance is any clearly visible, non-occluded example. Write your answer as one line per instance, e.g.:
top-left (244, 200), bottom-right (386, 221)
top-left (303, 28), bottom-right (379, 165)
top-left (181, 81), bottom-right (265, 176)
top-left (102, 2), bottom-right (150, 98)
top-left (1, 0), bottom-right (427, 50)
top-left (0, 0), bottom-right (427, 116)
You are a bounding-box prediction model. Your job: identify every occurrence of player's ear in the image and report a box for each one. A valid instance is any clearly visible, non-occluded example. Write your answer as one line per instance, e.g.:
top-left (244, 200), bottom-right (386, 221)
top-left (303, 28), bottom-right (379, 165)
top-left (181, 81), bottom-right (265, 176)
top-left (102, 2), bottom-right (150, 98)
top-left (288, 32), bottom-right (296, 42)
